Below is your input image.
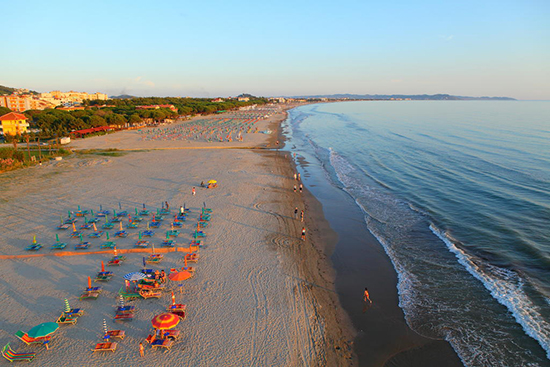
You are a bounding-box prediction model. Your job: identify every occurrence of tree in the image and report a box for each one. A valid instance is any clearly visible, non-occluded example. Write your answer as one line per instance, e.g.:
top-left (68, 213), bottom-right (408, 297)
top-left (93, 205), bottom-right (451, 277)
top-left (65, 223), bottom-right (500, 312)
top-left (128, 114), bottom-right (142, 125)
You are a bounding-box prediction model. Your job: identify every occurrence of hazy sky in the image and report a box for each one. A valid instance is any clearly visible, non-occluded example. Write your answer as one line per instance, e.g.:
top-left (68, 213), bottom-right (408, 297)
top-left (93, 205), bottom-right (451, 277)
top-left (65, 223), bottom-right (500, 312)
top-left (2, 0), bottom-right (549, 99)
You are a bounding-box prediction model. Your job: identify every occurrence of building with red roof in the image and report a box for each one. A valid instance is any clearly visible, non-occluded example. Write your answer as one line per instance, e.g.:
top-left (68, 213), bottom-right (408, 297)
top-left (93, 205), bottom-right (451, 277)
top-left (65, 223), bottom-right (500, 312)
top-left (0, 112), bottom-right (29, 136)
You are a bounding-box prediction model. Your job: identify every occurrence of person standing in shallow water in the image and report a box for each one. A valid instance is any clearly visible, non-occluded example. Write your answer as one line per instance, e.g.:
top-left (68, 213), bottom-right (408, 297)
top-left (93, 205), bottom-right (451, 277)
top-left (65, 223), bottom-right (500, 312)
top-left (294, 207), bottom-right (298, 219)
top-left (301, 227), bottom-right (306, 241)
top-left (364, 288), bottom-right (372, 304)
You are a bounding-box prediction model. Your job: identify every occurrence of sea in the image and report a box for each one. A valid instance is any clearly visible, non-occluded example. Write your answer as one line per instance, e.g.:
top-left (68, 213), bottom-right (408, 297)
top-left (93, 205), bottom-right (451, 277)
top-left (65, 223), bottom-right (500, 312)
top-left (282, 101), bottom-right (550, 366)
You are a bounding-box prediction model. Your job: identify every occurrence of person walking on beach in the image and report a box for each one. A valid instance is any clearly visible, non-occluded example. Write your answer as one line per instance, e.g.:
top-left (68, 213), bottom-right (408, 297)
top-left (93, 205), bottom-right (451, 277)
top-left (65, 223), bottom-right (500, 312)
top-left (364, 288), bottom-right (372, 304)
top-left (298, 173), bottom-right (301, 181)
top-left (294, 173), bottom-right (297, 180)
top-left (192, 187), bottom-right (196, 196)
top-left (299, 184), bottom-right (303, 193)
top-left (165, 201), bottom-right (169, 210)
top-left (294, 207), bottom-right (299, 219)
top-left (180, 206), bottom-right (184, 215)
top-left (139, 341), bottom-right (144, 357)
top-left (301, 210), bottom-right (304, 222)
top-left (301, 227), bottom-right (306, 241)
top-left (294, 185), bottom-right (297, 193)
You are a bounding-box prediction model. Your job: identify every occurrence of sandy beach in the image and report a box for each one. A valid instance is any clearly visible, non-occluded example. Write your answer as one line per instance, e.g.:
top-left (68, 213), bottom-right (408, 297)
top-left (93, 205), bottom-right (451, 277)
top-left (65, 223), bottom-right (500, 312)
top-left (0, 106), bottom-right (355, 366)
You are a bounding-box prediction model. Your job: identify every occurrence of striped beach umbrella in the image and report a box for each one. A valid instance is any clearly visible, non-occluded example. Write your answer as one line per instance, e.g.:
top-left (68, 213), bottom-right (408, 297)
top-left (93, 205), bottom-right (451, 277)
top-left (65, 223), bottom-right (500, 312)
top-left (103, 319), bottom-right (108, 334)
top-left (124, 272), bottom-right (146, 281)
top-left (119, 295), bottom-right (124, 307)
top-left (113, 246), bottom-right (117, 256)
top-left (151, 313), bottom-right (180, 330)
top-left (64, 299), bottom-right (71, 313)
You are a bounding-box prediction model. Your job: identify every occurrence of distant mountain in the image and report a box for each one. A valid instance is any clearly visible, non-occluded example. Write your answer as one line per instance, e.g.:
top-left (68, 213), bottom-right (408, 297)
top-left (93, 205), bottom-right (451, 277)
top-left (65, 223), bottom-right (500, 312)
top-left (0, 85), bottom-right (39, 95)
top-left (110, 94), bottom-right (137, 99)
top-left (289, 93), bottom-right (516, 101)
top-left (237, 93), bottom-right (257, 99)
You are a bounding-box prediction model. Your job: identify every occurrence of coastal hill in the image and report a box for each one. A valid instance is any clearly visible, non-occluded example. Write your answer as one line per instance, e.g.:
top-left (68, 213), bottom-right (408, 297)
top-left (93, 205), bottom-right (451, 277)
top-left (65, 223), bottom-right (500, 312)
top-left (290, 93), bottom-right (516, 101)
top-left (0, 84), bottom-right (39, 95)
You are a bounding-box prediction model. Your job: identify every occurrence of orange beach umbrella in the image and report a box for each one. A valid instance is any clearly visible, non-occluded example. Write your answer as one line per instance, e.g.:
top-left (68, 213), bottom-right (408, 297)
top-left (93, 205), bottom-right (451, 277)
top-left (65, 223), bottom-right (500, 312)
top-left (87, 276), bottom-right (92, 289)
top-left (101, 261), bottom-right (105, 272)
top-left (168, 271), bottom-right (193, 282)
top-left (151, 313), bottom-right (180, 330)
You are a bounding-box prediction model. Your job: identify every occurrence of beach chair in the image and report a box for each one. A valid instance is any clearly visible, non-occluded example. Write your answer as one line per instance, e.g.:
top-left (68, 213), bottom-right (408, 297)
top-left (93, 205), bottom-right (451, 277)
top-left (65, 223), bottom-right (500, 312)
top-left (151, 338), bottom-right (173, 351)
top-left (162, 330), bottom-right (181, 340)
top-left (175, 214), bottom-right (186, 221)
top-left (150, 221), bottom-right (161, 229)
top-left (57, 223), bottom-right (70, 230)
top-left (142, 230), bottom-right (155, 237)
top-left (15, 330), bottom-right (51, 346)
top-left (80, 291), bottom-right (100, 300)
top-left (1, 343), bottom-right (36, 362)
top-left (104, 330), bottom-right (125, 340)
top-left (64, 218), bottom-right (77, 224)
top-left (88, 231), bottom-right (103, 238)
top-left (51, 242), bottom-right (67, 250)
top-left (197, 221), bottom-right (209, 229)
top-left (160, 208), bottom-right (170, 215)
top-left (79, 223), bottom-right (93, 230)
top-left (139, 289), bottom-right (162, 299)
top-left (75, 242), bottom-right (91, 250)
top-left (95, 272), bottom-right (113, 282)
top-left (114, 312), bottom-right (133, 321)
top-left (169, 309), bottom-right (186, 320)
top-left (70, 231), bottom-right (82, 238)
top-left (25, 244), bottom-right (42, 251)
top-left (118, 288), bottom-right (141, 301)
top-left (135, 240), bottom-right (149, 248)
top-left (193, 230), bottom-right (206, 238)
top-left (114, 230), bottom-right (128, 238)
top-left (145, 334), bottom-right (156, 344)
top-left (102, 222), bottom-right (114, 229)
top-left (127, 222), bottom-right (139, 229)
top-left (117, 211), bottom-right (128, 217)
top-left (101, 241), bottom-right (116, 249)
top-left (86, 286), bottom-right (102, 292)
top-left (88, 217), bottom-right (100, 223)
top-left (63, 308), bottom-right (84, 317)
top-left (185, 253), bottom-right (199, 262)
top-left (116, 305), bottom-right (135, 313)
top-left (111, 217), bottom-right (122, 223)
top-left (57, 314), bottom-right (78, 325)
top-left (91, 342), bottom-right (117, 353)
top-left (107, 259), bottom-right (121, 266)
top-left (171, 221), bottom-right (183, 228)
top-left (166, 230), bottom-right (179, 237)
top-left (161, 239), bottom-right (175, 247)
top-left (141, 269), bottom-right (155, 276)
top-left (139, 209), bottom-right (150, 216)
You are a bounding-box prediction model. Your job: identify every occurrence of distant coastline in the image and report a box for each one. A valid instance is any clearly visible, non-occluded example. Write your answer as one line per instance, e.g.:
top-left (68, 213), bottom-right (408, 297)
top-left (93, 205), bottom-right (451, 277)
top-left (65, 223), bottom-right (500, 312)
top-left (286, 93), bottom-right (516, 101)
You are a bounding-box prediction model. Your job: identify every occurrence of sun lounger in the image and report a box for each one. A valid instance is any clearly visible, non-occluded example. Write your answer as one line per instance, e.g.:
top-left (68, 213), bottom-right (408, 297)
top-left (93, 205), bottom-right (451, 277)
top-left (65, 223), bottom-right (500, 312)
top-left (51, 242), bottom-right (67, 250)
top-left (185, 253), bottom-right (199, 262)
top-left (102, 223), bottom-right (114, 229)
top-left (139, 289), bottom-right (162, 299)
top-left (80, 291), bottom-right (100, 300)
top-left (88, 217), bottom-right (100, 223)
top-left (80, 223), bottom-right (93, 230)
top-left (114, 313), bottom-right (133, 321)
top-left (142, 230), bottom-right (155, 237)
top-left (57, 223), bottom-right (70, 230)
top-left (127, 222), bottom-right (139, 229)
top-left (175, 214), bottom-right (186, 221)
top-left (150, 221), bottom-right (161, 228)
top-left (111, 217), bottom-right (121, 223)
top-left (107, 259), bottom-right (121, 266)
top-left (57, 314), bottom-right (78, 325)
top-left (88, 231), bottom-right (103, 238)
top-left (135, 240), bottom-right (149, 248)
top-left (91, 342), bottom-right (117, 352)
top-left (116, 305), bottom-right (135, 312)
top-left (95, 274), bottom-right (113, 282)
top-left (65, 218), bottom-right (77, 224)
top-left (114, 231), bottom-right (128, 238)
top-left (119, 288), bottom-right (140, 300)
top-left (1, 343), bottom-right (35, 362)
top-left (170, 309), bottom-right (185, 320)
top-left (151, 339), bottom-right (173, 351)
top-left (25, 244), bottom-right (42, 251)
top-left (70, 231), bottom-right (82, 238)
top-left (75, 242), bottom-right (91, 250)
top-left (171, 221), bottom-right (183, 227)
top-left (160, 208), bottom-right (170, 215)
top-left (63, 308), bottom-right (84, 317)
top-left (161, 240), bottom-right (175, 247)
top-left (166, 230), bottom-right (179, 237)
top-left (100, 241), bottom-right (116, 249)
top-left (86, 286), bottom-right (102, 292)
top-left (104, 330), bottom-right (125, 340)
top-left (15, 330), bottom-right (51, 345)
top-left (117, 211), bottom-right (128, 217)
top-left (139, 210), bottom-right (150, 216)
top-left (162, 330), bottom-right (181, 340)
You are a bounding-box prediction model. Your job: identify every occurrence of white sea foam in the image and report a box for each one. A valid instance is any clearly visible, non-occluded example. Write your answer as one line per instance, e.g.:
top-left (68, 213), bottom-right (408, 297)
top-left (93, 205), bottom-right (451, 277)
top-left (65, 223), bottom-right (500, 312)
top-left (431, 224), bottom-right (550, 360)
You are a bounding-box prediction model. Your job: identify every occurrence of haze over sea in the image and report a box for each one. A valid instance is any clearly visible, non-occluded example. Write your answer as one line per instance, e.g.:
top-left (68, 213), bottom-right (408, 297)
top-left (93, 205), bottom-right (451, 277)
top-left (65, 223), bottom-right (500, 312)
top-left (286, 101), bottom-right (550, 366)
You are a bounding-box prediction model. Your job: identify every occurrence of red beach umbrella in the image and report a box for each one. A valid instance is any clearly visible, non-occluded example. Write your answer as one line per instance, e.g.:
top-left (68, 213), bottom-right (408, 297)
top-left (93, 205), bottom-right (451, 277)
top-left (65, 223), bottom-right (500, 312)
top-left (101, 261), bottom-right (105, 272)
top-left (171, 291), bottom-right (175, 306)
top-left (168, 270), bottom-right (193, 282)
top-left (87, 276), bottom-right (92, 289)
top-left (151, 313), bottom-right (180, 330)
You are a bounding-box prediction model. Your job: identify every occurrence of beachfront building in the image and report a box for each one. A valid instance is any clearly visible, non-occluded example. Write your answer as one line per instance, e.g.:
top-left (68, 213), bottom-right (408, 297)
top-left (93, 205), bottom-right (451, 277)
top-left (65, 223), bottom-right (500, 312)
top-left (39, 90), bottom-right (109, 106)
top-left (0, 94), bottom-right (55, 112)
top-left (136, 104), bottom-right (178, 112)
top-left (0, 112), bottom-right (29, 136)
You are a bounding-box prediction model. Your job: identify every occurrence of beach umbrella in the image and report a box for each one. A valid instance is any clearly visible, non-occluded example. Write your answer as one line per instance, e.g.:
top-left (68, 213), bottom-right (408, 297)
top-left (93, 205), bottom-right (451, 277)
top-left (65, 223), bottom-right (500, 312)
top-left (103, 319), bottom-right (108, 337)
top-left (91, 210), bottom-right (94, 216)
top-left (124, 272), bottom-right (146, 282)
top-left (93, 223), bottom-right (98, 232)
top-left (101, 261), bottom-right (105, 272)
top-left (88, 276), bottom-right (92, 289)
top-left (119, 202), bottom-right (122, 210)
top-left (151, 313), bottom-right (180, 330)
top-left (208, 180), bottom-right (217, 184)
top-left (168, 270), bottom-right (193, 282)
top-left (142, 257), bottom-right (146, 268)
top-left (106, 232), bottom-right (110, 240)
top-left (152, 243), bottom-right (155, 254)
top-left (171, 291), bottom-right (175, 306)
top-left (119, 295), bottom-right (124, 308)
top-left (113, 246), bottom-right (117, 256)
top-left (72, 223), bottom-right (77, 231)
top-left (28, 322), bottom-right (59, 338)
top-left (55, 234), bottom-right (60, 242)
top-left (135, 208), bottom-right (139, 215)
top-left (119, 222), bottom-right (123, 231)
top-left (64, 299), bottom-right (71, 313)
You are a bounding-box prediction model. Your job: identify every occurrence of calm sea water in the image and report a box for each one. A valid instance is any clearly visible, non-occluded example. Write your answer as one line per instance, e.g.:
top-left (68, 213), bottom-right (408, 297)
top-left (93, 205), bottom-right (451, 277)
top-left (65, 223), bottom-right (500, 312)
top-left (285, 101), bottom-right (550, 366)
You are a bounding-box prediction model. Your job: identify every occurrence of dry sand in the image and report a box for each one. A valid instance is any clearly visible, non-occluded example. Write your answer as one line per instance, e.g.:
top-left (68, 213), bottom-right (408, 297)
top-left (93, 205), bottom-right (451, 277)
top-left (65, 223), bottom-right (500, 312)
top-left (0, 106), bottom-right (355, 366)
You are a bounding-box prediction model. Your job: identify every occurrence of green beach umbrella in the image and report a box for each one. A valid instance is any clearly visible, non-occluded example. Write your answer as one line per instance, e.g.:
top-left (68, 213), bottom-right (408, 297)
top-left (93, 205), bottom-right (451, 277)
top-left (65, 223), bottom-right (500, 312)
top-left (28, 322), bottom-right (59, 338)
top-left (56, 234), bottom-right (60, 242)
top-left (106, 232), bottom-right (110, 240)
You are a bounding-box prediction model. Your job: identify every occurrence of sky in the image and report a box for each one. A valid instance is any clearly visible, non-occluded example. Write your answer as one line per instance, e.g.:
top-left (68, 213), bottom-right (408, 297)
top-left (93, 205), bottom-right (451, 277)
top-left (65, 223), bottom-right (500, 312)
top-left (2, 0), bottom-right (549, 99)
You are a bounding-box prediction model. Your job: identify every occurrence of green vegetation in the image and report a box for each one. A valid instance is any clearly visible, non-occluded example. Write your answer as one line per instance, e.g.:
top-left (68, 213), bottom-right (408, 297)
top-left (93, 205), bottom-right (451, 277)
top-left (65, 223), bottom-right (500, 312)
top-left (8, 96), bottom-right (267, 139)
top-left (0, 85), bottom-right (39, 96)
top-left (0, 146), bottom-right (71, 173)
top-left (75, 148), bottom-right (127, 157)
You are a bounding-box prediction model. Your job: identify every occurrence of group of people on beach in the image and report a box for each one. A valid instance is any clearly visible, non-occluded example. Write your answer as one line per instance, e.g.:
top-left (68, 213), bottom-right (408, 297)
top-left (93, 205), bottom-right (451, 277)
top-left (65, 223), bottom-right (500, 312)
top-left (292, 170), bottom-right (307, 241)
